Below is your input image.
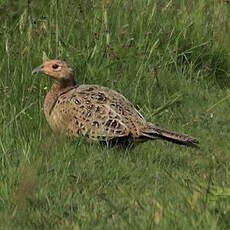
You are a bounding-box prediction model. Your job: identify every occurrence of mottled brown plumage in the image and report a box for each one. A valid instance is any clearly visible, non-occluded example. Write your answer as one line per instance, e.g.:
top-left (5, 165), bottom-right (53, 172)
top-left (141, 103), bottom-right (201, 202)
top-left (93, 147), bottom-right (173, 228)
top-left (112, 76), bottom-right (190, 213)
top-left (32, 60), bottom-right (199, 148)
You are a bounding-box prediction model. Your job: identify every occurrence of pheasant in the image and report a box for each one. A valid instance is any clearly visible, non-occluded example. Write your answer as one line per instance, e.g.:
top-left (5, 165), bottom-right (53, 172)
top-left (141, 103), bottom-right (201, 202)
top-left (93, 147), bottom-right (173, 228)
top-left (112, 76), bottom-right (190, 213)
top-left (32, 60), bottom-right (199, 148)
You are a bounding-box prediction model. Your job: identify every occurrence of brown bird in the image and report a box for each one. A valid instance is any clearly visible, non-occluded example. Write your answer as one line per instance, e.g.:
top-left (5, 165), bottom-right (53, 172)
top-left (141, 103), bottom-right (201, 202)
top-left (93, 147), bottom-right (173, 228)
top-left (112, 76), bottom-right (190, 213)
top-left (32, 60), bottom-right (199, 148)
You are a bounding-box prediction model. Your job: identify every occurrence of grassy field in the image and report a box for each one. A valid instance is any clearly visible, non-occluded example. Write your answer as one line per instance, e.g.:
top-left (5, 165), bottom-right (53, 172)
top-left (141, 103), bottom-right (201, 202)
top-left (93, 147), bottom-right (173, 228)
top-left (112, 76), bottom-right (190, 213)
top-left (0, 0), bottom-right (230, 229)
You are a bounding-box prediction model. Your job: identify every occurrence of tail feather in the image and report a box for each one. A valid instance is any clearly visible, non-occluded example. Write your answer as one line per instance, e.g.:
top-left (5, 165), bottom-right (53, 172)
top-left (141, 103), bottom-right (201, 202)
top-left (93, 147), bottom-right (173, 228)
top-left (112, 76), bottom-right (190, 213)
top-left (141, 123), bottom-right (199, 148)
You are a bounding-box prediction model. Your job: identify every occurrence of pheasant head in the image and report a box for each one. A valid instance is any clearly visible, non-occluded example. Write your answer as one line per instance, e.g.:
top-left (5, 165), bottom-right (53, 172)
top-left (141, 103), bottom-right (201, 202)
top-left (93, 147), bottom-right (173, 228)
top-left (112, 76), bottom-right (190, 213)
top-left (32, 60), bottom-right (75, 87)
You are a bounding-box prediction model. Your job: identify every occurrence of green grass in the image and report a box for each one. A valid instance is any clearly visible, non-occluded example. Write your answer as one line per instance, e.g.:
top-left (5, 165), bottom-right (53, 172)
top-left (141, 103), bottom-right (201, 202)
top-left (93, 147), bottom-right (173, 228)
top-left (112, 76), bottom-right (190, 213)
top-left (0, 0), bottom-right (230, 229)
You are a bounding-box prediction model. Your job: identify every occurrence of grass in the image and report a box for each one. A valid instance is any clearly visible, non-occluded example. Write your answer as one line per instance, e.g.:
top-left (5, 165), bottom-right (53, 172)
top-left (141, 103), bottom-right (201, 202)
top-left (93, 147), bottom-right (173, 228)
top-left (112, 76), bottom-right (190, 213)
top-left (0, 0), bottom-right (230, 229)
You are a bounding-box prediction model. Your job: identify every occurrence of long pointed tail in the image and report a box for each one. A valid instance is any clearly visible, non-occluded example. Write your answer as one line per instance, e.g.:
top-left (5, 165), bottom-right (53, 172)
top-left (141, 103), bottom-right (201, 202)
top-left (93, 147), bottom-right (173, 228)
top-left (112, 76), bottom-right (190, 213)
top-left (141, 123), bottom-right (199, 148)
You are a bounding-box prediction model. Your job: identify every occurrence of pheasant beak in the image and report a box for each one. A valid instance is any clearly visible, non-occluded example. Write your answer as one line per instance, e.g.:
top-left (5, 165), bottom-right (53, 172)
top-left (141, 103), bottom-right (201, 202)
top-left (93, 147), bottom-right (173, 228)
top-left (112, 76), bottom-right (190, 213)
top-left (32, 65), bottom-right (44, 75)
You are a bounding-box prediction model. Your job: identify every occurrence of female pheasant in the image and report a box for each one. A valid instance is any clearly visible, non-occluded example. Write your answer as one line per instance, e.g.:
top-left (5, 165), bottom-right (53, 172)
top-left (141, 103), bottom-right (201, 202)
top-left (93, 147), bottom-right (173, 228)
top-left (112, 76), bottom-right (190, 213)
top-left (32, 60), bottom-right (199, 148)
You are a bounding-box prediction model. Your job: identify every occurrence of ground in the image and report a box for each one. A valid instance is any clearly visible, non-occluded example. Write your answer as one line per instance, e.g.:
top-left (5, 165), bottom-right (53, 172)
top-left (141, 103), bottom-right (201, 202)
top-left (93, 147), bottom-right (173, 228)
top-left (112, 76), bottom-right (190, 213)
top-left (0, 0), bottom-right (230, 229)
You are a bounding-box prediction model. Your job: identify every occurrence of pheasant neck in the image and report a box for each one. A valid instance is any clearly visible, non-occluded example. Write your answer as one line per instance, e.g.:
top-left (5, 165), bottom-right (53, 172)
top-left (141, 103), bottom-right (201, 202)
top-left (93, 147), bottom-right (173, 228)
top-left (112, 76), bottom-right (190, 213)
top-left (52, 78), bottom-right (77, 90)
top-left (44, 78), bottom-right (78, 118)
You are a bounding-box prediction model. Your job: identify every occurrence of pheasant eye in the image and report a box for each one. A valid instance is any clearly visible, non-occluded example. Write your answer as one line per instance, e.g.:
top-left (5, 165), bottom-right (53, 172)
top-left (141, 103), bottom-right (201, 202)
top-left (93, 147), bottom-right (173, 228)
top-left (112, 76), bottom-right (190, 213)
top-left (52, 64), bottom-right (60, 69)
